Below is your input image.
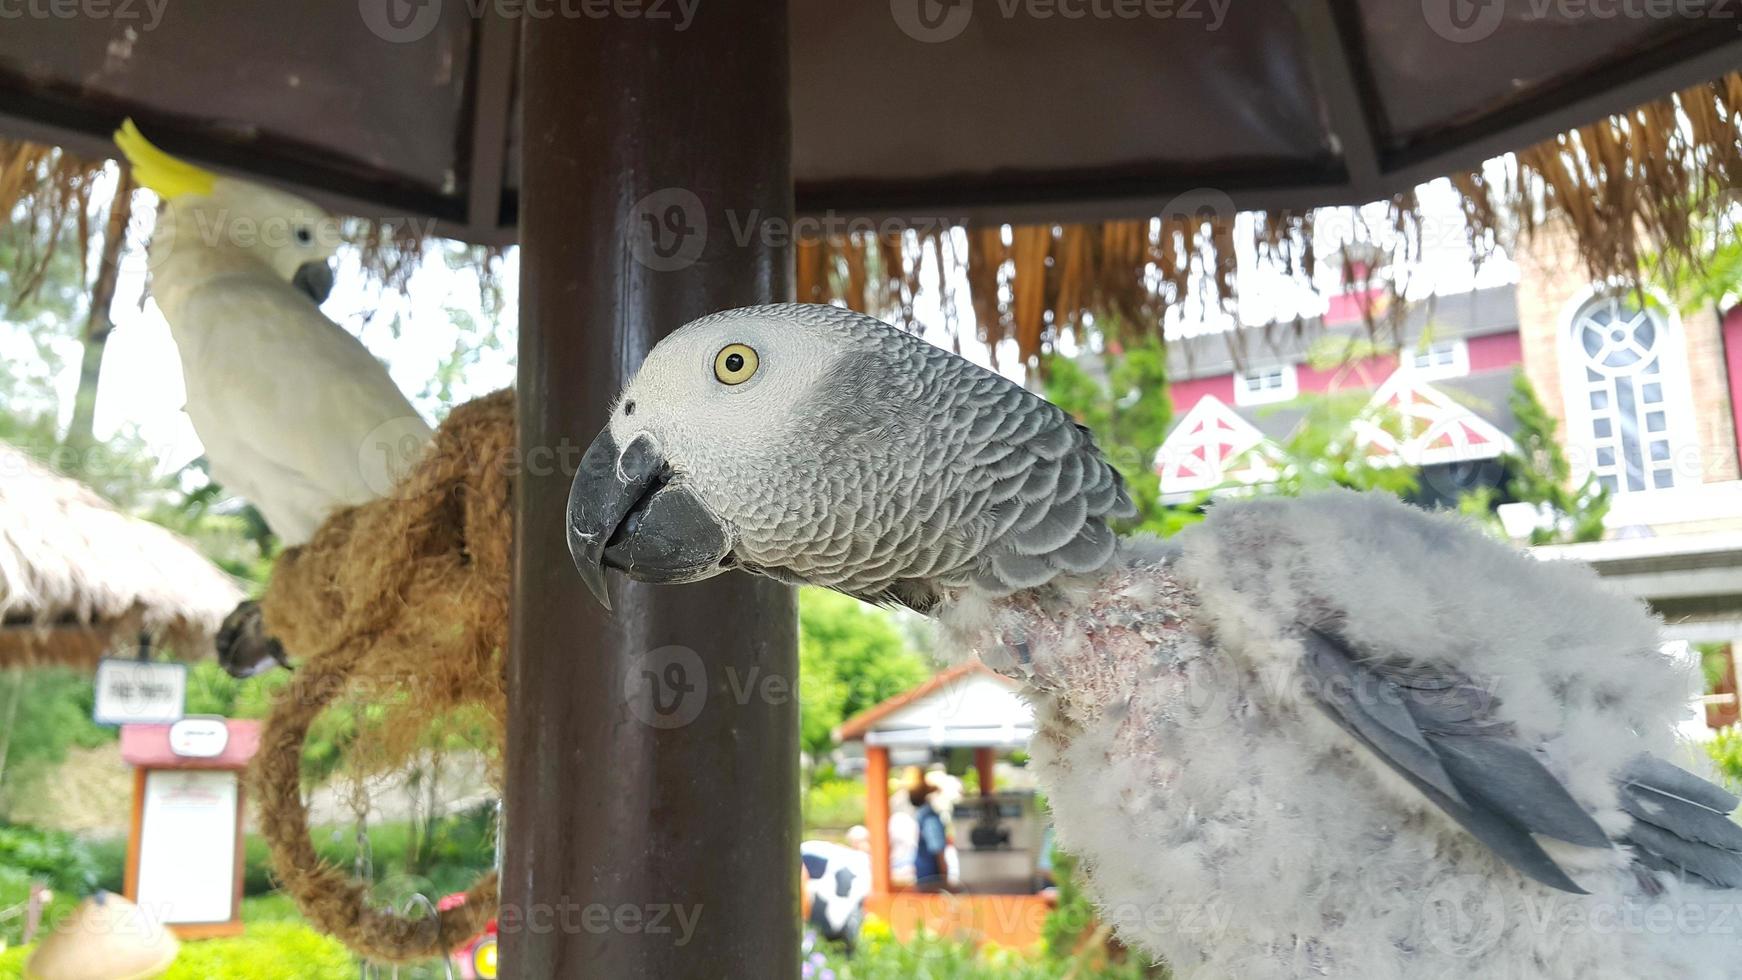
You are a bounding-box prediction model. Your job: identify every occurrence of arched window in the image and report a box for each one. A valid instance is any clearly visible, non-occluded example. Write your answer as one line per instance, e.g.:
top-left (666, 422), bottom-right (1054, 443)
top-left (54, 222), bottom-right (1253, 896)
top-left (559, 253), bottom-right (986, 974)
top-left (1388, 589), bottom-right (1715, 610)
top-left (1562, 293), bottom-right (1694, 494)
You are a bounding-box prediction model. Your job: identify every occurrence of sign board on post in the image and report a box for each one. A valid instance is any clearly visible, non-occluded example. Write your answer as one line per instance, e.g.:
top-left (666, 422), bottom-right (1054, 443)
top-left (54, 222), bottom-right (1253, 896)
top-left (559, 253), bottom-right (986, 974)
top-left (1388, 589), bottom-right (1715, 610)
top-left (93, 659), bottom-right (186, 726)
top-left (120, 719), bottom-right (260, 939)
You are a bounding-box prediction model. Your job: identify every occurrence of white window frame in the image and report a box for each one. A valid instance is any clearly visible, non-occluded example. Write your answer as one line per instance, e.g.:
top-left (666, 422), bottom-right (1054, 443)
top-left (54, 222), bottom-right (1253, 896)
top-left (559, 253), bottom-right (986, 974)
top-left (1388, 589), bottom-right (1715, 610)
top-left (1403, 338), bottom-right (1469, 380)
top-left (1555, 288), bottom-right (1700, 497)
top-left (1233, 363), bottom-right (1298, 407)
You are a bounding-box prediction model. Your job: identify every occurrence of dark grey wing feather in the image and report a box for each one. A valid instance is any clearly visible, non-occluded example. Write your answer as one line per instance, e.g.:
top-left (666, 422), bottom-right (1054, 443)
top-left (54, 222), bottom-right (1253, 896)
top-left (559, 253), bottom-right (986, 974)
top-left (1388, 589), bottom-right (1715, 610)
top-left (1302, 629), bottom-right (1611, 894)
top-left (1618, 754), bottom-right (1742, 888)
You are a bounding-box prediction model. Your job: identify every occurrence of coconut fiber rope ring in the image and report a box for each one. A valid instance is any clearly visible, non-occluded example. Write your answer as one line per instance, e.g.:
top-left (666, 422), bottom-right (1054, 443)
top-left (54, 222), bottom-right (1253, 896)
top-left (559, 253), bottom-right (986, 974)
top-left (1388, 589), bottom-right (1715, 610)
top-left (240, 390), bottom-right (515, 963)
top-left (251, 632), bottom-right (498, 962)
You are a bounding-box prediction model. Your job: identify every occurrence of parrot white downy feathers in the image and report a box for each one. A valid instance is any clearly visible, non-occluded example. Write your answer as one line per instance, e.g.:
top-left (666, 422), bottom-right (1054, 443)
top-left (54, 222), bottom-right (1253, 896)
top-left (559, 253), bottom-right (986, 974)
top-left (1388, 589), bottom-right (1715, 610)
top-left (567, 304), bottom-right (1742, 979)
top-left (115, 120), bottom-right (431, 548)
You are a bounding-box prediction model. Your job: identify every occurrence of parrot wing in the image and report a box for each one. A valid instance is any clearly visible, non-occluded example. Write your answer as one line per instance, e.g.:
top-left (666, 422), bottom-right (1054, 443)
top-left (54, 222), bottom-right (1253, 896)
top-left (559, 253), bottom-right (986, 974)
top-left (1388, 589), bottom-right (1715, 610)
top-left (172, 275), bottom-right (433, 530)
top-left (1616, 754), bottom-right (1742, 888)
top-left (1303, 628), bottom-right (1742, 892)
top-left (1301, 627), bottom-right (1612, 894)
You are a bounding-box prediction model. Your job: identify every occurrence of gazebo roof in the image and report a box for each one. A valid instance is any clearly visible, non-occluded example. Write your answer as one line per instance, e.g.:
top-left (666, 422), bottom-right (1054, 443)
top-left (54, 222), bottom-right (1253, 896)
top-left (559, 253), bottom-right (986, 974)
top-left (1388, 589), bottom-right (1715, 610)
top-left (2, 3), bottom-right (1736, 240)
top-left (834, 662), bottom-right (1033, 749)
top-left (0, 443), bottom-right (245, 666)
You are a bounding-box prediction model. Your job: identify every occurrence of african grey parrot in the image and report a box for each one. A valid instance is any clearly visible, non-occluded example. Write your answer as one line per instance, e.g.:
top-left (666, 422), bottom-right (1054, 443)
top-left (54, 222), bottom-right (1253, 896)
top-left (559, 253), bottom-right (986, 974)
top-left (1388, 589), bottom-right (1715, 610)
top-left (567, 304), bottom-right (1742, 978)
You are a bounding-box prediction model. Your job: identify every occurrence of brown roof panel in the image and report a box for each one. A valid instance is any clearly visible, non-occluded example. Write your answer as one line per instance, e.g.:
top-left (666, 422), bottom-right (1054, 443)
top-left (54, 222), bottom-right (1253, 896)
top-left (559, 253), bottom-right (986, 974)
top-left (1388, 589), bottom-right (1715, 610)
top-left (2, 2), bottom-right (1737, 241)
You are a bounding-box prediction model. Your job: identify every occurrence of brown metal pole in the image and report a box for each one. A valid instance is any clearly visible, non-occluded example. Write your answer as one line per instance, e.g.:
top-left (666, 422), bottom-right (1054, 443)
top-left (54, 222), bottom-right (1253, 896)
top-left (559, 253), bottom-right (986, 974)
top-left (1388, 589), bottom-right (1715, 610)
top-left (506, 3), bottom-right (797, 977)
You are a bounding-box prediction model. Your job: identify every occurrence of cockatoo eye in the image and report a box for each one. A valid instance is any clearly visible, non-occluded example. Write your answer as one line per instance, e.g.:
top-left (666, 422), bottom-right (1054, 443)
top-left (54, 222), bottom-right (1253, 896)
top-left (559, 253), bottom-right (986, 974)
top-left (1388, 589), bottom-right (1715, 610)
top-left (294, 227), bottom-right (314, 246)
top-left (713, 343), bottom-right (759, 385)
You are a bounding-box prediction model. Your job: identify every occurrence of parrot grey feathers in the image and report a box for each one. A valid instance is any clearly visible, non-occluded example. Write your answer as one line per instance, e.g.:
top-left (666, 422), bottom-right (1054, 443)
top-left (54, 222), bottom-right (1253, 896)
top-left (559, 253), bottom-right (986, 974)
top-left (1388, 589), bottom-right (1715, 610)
top-left (1618, 754), bottom-right (1742, 888)
top-left (575, 304), bottom-right (1134, 612)
top-left (569, 306), bottom-right (1742, 975)
top-left (1302, 628), bottom-right (1609, 893)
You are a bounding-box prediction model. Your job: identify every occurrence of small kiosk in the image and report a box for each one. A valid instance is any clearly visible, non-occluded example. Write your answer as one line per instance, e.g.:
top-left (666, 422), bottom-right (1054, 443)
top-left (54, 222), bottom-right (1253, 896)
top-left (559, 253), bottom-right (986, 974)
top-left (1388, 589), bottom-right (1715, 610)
top-left (834, 663), bottom-right (1052, 948)
top-left (120, 718), bottom-right (262, 939)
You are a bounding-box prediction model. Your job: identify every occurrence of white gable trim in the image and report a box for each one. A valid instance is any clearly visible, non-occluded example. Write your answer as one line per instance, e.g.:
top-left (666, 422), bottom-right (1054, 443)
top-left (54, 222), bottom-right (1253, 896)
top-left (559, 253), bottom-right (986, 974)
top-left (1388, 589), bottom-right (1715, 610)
top-left (1156, 394), bottom-right (1284, 500)
top-left (1352, 371), bottom-right (1516, 467)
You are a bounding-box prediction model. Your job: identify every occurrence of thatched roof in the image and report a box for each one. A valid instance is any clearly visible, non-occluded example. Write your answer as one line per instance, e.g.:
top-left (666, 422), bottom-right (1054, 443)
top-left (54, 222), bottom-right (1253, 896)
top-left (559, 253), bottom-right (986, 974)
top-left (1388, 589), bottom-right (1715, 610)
top-left (0, 442), bottom-right (244, 667)
top-left (4, 72), bottom-right (1739, 365)
top-left (800, 72), bottom-right (1742, 363)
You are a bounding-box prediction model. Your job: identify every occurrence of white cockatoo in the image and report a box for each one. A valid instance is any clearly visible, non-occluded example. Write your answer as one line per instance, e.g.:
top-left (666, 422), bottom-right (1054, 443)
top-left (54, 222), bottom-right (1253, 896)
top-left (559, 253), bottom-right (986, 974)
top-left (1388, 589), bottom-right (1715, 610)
top-left (114, 121), bottom-right (431, 548)
top-left (566, 304), bottom-right (1742, 979)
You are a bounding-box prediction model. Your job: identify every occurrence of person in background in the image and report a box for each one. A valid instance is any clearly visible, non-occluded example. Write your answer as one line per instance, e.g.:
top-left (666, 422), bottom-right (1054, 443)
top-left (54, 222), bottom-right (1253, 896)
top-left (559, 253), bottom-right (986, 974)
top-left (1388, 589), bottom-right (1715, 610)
top-left (911, 779), bottom-right (950, 891)
top-left (846, 825), bottom-right (871, 854)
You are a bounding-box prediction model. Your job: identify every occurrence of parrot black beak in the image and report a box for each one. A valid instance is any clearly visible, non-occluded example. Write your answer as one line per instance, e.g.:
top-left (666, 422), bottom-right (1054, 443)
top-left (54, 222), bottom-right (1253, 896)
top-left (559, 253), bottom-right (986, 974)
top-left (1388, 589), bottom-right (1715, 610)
top-left (567, 429), bottom-right (732, 609)
top-left (292, 260), bottom-right (335, 305)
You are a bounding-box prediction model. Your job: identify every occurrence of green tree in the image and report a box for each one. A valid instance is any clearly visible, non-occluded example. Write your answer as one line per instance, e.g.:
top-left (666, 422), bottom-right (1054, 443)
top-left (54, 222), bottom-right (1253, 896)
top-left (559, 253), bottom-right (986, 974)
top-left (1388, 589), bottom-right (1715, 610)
top-left (1458, 373), bottom-right (1608, 544)
top-left (0, 668), bottom-right (115, 816)
top-left (1256, 391), bottom-right (1420, 498)
top-left (797, 588), bottom-right (931, 768)
top-left (1044, 332), bottom-right (1196, 535)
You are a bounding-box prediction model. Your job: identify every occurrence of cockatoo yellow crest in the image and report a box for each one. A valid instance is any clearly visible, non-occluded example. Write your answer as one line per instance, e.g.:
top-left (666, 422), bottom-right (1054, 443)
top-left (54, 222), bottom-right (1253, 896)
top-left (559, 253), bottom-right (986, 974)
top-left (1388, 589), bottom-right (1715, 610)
top-left (113, 119), bottom-right (217, 201)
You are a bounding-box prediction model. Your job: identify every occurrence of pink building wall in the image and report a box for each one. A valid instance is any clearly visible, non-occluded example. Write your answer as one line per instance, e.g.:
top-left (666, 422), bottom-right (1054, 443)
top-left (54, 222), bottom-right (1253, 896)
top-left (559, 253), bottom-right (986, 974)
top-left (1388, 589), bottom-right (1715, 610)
top-left (1169, 331), bottom-right (1526, 416)
top-left (1725, 307), bottom-right (1742, 473)
top-left (1467, 331), bottom-right (1524, 372)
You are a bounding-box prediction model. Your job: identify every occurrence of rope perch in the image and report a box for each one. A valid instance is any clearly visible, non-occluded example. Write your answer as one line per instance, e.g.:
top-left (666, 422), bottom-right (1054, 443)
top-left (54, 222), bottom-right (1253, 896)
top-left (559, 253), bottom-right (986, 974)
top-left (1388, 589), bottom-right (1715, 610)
top-left (248, 390), bottom-right (514, 963)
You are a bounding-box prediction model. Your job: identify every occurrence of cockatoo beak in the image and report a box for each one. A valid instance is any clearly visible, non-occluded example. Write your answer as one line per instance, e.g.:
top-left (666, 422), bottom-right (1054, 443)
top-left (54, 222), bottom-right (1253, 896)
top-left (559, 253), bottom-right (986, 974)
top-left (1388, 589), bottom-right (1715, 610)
top-left (292, 260), bottom-right (335, 305)
top-left (567, 429), bottom-right (732, 609)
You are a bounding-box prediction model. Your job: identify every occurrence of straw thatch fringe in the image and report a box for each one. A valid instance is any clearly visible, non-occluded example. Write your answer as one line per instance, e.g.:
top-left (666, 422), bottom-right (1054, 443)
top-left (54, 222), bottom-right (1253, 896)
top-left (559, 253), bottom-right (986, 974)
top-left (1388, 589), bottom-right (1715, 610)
top-left (6, 73), bottom-right (1738, 359)
top-left (252, 389), bottom-right (511, 962)
top-left (0, 442), bottom-right (243, 666)
top-left (0, 140), bottom-right (107, 307)
top-left (800, 72), bottom-right (1742, 364)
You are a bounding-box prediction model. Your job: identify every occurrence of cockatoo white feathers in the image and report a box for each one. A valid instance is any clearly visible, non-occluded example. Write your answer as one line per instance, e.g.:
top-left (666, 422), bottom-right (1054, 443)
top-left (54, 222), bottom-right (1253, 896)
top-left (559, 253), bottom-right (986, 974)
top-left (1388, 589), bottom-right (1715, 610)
top-left (116, 121), bottom-right (430, 547)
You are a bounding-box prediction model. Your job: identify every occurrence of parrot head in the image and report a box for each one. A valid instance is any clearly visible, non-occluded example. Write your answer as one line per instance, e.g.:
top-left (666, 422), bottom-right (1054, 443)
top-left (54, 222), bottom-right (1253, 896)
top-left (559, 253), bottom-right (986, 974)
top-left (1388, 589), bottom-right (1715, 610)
top-left (567, 304), bottom-right (1133, 612)
top-left (114, 119), bottom-right (339, 304)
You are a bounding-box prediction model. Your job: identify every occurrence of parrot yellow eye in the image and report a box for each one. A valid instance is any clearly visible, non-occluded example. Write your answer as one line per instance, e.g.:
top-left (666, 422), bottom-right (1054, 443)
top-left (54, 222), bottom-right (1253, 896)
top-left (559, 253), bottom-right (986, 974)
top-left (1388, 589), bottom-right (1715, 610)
top-left (713, 343), bottom-right (759, 385)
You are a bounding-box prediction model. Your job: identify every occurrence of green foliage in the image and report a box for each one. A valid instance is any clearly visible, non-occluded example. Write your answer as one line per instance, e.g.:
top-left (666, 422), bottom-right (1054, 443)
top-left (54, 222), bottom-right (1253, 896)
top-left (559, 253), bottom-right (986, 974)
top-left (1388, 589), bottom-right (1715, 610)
top-left (1044, 335), bottom-right (1198, 536)
top-left (0, 824), bottom-right (103, 946)
top-left (163, 921), bottom-right (358, 979)
top-left (1647, 201), bottom-right (1742, 315)
top-left (0, 824), bottom-right (100, 896)
top-left (1709, 728), bottom-right (1742, 790)
top-left (1461, 373), bottom-right (1609, 545)
top-left (806, 923), bottom-right (1163, 980)
top-left (0, 668), bottom-right (117, 815)
top-left (0, 865), bottom-right (79, 949)
top-left (12, 900), bottom-right (359, 979)
top-left (298, 804), bottom-right (498, 906)
top-left (1260, 393), bottom-right (1419, 498)
top-left (798, 589), bottom-right (931, 763)
top-left (803, 778), bottom-right (867, 833)
top-left (1041, 850), bottom-right (1097, 957)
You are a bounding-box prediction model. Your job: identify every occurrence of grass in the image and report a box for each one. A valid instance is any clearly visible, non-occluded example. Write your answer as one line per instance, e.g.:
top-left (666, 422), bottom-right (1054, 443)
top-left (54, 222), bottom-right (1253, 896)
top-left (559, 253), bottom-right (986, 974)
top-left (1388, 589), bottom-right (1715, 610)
top-left (804, 777), bottom-right (867, 834)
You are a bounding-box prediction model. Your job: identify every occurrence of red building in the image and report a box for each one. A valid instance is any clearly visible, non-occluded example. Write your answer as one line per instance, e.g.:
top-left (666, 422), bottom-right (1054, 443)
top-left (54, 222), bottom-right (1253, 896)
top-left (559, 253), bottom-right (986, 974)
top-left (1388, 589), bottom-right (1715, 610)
top-left (1159, 221), bottom-right (1742, 537)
